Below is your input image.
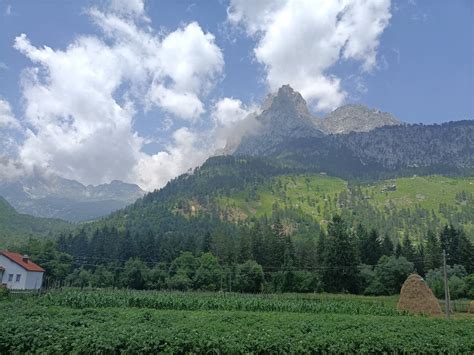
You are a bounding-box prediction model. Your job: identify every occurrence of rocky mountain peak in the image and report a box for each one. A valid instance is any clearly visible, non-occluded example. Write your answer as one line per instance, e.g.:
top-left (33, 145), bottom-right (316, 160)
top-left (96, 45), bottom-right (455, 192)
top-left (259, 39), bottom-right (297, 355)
top-left (233, 85), bottom-right (323, 155)
top-left (260, 85), bottom-right (311, 121)
top-left (318, 103), bottom-right (401, 134)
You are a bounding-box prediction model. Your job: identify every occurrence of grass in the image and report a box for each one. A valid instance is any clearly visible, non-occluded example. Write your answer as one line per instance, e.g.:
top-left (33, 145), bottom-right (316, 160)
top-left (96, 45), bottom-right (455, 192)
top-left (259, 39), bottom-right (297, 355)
top-left (216, 174), bottom-right (474, 233)
top-left (1, 290), bottom-right (472, 354)
top-left (362, 175), bottom-right (474, 213)
top-left (218, 174), bottom-right (347, 219)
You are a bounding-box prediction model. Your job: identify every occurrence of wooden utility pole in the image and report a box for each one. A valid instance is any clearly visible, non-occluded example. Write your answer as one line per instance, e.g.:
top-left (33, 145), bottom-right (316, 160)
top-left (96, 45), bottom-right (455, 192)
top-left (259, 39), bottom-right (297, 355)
top-left (442, 249), bottom-right (450, 319)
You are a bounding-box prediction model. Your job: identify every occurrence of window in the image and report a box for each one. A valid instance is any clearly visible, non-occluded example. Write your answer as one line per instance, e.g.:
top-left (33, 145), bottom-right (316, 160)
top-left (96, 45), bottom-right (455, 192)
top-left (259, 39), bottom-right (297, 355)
top-left (15, 274), bottom-right (21, 282)
top-left (8, 274), bottom-right (13, 282)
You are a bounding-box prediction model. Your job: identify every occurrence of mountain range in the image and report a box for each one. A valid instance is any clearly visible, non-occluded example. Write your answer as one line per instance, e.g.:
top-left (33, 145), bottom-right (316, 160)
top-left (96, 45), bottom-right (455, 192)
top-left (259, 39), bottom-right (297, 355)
top-left (0, 84), bottom-right (472, 231)
top-left (231, 85), bottom-right (473, 179)
top-left (0, 174), bottom-right (144, 222)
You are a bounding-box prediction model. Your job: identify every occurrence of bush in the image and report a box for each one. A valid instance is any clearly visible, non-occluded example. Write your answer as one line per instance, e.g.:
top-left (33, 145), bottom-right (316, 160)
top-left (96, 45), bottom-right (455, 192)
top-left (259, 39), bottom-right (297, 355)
top-left (425, 265), bottom-right (467, 299)
top-left (366, 256), bottom-right (414, 295)
top-left (0, 286), bottom-right (9, 299)
top-left (448, 276), bottom-right (466, 299)
top-left (235, 260), bottom-right (264, 293)
top-left (464, 274), bottom-right (474, 299)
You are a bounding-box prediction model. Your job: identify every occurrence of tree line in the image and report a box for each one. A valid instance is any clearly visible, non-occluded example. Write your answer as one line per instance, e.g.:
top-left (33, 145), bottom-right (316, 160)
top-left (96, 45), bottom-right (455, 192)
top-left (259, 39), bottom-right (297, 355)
top-left (17, 212), bottom-right (474, 298)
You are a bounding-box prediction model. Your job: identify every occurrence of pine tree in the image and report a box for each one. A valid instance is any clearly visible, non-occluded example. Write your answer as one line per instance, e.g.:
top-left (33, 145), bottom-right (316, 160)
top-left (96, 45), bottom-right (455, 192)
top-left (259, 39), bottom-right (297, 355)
top-left (440, 225), bottom-right (459, 265)
top-left (400, 233), bottom-right (415, 262)
top-left (414, 243), bottom-right (425, 275)
top-left (381, 235), bottom-right (394, 257)
top-left (424, 230), bottom-right (441, 271)
top-left (238, 230), bottom-right (253, 262)
top-left (358, 226), bottom-right (382, 265)
top-left (201, 232), bottom-right (212, 253)
top-left (322, 215), bottom-right (358, 293)
top-left (271, 218), bottom-right (286, 267)
top-left (316, 232), bottom-right (326, 266)
top-left (251, 221), bottom-right (265, 266)
top-left (457, 230), bottom-right (474, 273)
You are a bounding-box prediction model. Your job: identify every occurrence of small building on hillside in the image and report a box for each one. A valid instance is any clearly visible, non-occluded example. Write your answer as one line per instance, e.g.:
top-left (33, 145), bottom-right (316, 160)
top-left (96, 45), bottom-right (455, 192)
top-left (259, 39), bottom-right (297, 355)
top-left (0, 251), bottom-right (45, 290)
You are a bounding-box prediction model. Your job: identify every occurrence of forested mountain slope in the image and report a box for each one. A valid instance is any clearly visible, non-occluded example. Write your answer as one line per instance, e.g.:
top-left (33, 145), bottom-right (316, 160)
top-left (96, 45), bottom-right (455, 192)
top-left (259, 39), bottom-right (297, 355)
top-left (267, 120), bottom-right (474, 179)
top-left (0, 197), bottom-right (71, 246)
top-left (98, 156), bottom-right (473, 244)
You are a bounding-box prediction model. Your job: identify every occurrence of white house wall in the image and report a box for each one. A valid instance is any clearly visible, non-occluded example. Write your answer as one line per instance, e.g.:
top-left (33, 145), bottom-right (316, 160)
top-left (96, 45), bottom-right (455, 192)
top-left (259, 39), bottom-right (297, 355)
top-left (25, 271), bottom-right (44, 290)
top-left (0, 255), bottom-right (27, 289)
top-left (0, 255), bottom-right (43, 290)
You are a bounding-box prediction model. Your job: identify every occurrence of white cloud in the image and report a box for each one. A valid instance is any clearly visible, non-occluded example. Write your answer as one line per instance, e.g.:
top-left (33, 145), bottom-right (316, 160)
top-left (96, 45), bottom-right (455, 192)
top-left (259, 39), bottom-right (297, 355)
top-left (228, 0), bottom-right (391, 111)
top-left (108, 0), bottom-right (146, 19)
top-left (0, 98), bottom-right (20, 129)
top-left (212, 97), bottom-right (254, 126)
top-left (0, 157), bottom-right (24, 180)
top-left (211, 97), bottom-right (261, 153)
top-left (147, 85), bottom-right (205, 120)
top-left (10, 0), bottom-right (224, 190)
top-left (134, 127), bottom-right (210, 191)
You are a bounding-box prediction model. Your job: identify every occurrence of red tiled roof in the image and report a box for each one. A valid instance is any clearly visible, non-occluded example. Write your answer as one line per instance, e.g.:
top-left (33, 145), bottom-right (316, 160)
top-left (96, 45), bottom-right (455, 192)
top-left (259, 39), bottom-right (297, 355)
top-left (0, 251), bottom-right (45, 272)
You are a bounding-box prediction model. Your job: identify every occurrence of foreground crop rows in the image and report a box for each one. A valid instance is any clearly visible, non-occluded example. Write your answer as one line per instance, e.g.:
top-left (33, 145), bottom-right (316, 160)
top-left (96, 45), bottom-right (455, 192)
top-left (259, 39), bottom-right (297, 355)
top-left (1, 291), bottom-right (472, 354)
top-left (40, 289), bottom-right (402, 316)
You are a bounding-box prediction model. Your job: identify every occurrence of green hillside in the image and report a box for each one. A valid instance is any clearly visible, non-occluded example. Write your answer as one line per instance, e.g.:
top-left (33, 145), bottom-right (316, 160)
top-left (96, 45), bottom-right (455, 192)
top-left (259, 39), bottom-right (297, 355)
top-left (363, 175), bottom-right (473, 211)
top-left (0, 196), bottom-right (71, 247)
top-left (211, 174), bottom-right (473, 240)
top-left (217, 174), bottom-right (347, 220)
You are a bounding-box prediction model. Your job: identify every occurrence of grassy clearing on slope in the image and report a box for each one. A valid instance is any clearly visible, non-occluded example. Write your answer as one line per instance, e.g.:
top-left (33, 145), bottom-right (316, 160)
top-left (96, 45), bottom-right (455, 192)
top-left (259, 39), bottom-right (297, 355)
top-left (363, 175), bottom-right (474, 211)
top-left (217, 174), bottom-right (473, 234)
top-left (218, 174), bottom-right (347, 220)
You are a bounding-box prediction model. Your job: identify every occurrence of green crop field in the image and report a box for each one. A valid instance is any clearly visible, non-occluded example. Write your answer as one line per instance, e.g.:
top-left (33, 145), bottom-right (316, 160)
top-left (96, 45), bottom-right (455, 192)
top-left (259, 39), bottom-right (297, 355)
top-left (1, 290), bottom-right (472, 354)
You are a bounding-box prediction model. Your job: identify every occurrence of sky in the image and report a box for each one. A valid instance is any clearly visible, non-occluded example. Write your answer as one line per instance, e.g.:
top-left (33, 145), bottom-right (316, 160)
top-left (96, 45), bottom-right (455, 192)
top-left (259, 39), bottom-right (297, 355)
top-left (0, 0), bottom-right (472, 191)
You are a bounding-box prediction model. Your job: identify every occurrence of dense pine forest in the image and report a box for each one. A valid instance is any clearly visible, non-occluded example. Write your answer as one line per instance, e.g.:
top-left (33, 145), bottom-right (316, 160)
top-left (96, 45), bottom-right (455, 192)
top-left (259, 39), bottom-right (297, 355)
top-left (17, 209), bottom-right (474, 298)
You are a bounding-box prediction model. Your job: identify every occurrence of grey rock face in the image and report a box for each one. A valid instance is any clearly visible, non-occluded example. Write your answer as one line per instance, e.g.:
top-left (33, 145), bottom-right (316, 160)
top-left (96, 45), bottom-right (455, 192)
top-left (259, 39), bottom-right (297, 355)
top-left (317, 104), bottom-right (401, 134)
top-left (230, 85), bottom-right (402, 156)
top-left (0, 174), bottom-right (144, 222)
top-left (235, 85), bottom-right (324, 155)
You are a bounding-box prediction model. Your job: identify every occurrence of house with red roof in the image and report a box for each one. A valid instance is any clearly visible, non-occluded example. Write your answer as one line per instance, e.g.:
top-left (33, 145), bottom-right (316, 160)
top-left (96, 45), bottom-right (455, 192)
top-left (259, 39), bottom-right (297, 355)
top-left (0, 251), bottom-right (45, 290)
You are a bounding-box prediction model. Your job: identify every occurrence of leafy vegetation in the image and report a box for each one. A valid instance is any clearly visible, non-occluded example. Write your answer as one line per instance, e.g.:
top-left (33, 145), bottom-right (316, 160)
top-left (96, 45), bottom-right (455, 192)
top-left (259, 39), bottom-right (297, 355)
top-left (40, 289), bottom-right (402, 316)
top-left (0, 292), bottom-right (472, 354)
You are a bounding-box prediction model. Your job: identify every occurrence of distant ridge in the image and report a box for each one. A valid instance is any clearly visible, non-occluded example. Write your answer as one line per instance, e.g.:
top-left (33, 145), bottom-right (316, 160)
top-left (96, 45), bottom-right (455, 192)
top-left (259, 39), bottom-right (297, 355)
top-left (0, 174), bottom-right (144, 222)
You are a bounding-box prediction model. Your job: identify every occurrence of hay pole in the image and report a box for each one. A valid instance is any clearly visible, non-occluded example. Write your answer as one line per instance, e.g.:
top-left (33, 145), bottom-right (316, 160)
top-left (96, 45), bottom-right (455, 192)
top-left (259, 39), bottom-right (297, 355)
top-left (442, 249), bottom-right (451, 319)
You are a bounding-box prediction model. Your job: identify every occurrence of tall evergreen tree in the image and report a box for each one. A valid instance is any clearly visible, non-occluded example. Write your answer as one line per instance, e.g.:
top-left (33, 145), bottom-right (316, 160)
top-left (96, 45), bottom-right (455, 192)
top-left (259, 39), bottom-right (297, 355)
top-left (381, 235), bottom-right (394, 257)
top-left (439, 225), bottom-right (460, 265)
top-left (457, 230), bottom-right (474, 273)
top-left (201, 232), bottom-right (212, 253)
top-left (238, 230), bottom-right (253, 263)
top-left (322, 215), bottom-right (358, 293)
top-left (414, 244), bottom-right (425, 275)
top-left (424, 230), bottom-right (441, 271)
top-left (358, 227), bottom-right (382, 265)
top-left (400, 233), bottom-right (415, 262)
top-left (251, 221), bottom-right (265, 266)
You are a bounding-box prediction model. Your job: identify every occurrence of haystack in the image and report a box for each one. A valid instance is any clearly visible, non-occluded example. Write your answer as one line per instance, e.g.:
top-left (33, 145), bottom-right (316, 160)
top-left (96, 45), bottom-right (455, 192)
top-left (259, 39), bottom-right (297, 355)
top-left (469, 301), bottom-right (474, 314)
top-left (397, 273), bottom-right (442, 316)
